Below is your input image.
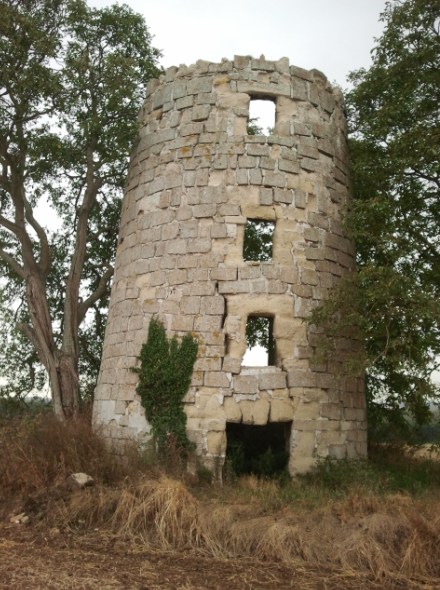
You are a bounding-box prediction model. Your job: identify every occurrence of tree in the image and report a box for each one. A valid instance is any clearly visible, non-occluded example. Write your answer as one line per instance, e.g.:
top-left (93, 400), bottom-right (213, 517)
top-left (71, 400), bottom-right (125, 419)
top-left (313, 0), bottom-right (440, 439)
top-left (0, 0), bottom-right (161, 417)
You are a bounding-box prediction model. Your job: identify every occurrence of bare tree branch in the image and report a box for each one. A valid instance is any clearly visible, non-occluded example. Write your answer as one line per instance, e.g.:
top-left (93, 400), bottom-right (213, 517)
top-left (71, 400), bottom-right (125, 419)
top-left (0, 246), bottom-right (25, 278)
top-left (78, 264), bottom-right (113, 323)
top-left (22, 194), bottom-right (51, 278)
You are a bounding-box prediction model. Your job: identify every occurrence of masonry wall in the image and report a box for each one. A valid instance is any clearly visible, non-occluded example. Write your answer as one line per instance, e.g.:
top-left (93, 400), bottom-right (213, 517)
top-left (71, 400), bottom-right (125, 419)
top-left (93, 56), bottom-right (367, 475)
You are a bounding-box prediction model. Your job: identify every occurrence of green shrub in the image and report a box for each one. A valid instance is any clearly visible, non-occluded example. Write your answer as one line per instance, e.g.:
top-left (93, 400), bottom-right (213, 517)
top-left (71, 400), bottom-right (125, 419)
top-left (135, 318), bottom-right (198, 461)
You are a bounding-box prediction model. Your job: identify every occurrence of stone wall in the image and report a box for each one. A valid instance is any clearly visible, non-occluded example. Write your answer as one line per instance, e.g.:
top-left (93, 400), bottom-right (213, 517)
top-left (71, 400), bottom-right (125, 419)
top-left (93, 56), bottom-right (367, 475)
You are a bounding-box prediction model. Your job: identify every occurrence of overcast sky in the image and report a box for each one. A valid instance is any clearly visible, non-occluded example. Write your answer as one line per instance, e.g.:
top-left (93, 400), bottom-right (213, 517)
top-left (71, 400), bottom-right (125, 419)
top-left (89, 0), bottom-right (387, 88)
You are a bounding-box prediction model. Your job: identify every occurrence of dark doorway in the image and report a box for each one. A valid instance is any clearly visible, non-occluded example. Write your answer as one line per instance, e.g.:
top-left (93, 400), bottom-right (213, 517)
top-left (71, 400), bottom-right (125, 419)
top-left (225, 421), bottom-right (291, 477)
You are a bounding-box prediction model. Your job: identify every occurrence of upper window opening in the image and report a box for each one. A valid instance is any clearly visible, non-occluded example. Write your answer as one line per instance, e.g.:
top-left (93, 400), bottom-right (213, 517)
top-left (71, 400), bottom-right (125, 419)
top-left (247, 98), bottom-right (276, 135)
top-left (242, 316), bottom-right (275, 367)
top-left (243, 219), bottom-right (274, 262)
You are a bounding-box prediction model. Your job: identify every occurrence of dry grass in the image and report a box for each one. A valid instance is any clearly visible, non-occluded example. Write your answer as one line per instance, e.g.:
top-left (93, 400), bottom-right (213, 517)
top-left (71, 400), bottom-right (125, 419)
top-left (44, 474), bottom-right (440, 584)
top-left (0, 411), bottom-right (147, 506)
top-left (2, 413), bottom-right (440, 588)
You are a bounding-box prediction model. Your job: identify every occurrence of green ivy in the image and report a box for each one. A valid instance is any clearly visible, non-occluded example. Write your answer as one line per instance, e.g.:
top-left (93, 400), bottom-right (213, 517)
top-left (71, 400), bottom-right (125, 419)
top-left (135, 318), bottom-right (198, 459)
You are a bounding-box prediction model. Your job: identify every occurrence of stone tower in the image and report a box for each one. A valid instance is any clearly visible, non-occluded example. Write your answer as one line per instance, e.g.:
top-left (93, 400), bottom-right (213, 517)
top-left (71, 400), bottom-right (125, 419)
top-left (93, 56), bottom-right (367, 475)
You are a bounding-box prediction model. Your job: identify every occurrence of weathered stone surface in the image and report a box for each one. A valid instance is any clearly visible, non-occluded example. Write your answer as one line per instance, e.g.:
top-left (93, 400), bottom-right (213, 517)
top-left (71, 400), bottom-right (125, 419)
top-left (10, 512), bottom-right (30, 524)
top-left (94, 56), bottom-right (367, 477)
top-left (239, 398), bottom-right (270, 425)
top-left (66, 473), bottom-right (95, 490)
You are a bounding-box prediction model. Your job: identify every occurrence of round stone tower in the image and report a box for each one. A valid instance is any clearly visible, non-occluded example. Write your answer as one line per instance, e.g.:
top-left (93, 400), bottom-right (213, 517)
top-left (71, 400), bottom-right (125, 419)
top-left (93, 56), bottom-right (367, 475)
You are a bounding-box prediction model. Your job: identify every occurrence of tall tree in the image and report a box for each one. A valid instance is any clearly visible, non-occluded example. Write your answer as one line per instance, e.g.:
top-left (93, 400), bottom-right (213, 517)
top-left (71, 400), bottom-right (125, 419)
top-left (313, 0), bottom-right (440, 438)
top-left (0, 0), bottom-right (160, 417)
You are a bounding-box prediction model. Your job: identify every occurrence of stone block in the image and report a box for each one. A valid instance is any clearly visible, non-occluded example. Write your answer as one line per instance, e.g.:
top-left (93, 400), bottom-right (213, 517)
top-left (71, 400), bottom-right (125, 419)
top-left (171, 315), bottom-right (194, 332)
top-left (278, 159), bottom-right (300, 174)
top-left (238, 155), bottom-right (257, 168)
top-left (211, 267), bottom-right (237, 281)
top-left (176, 255), bottom-right (199, 269)
top-left (180, 296), bottom-right (201, 314)
top-left (213, 155), bottom-right (228, 169)
top-left (247, 144), bottom-right (270, 157)
top-left (169, 269), bottom-right (187, 285)
top-left (259, 187), bottom-right (273, 205)
top-left (187, 238), bottom-right (212, 253)
top-left (267, 135), bottom-right (294, 147)
top-left (236, 169), bottom-right (248, 185)
top-left (162, 223), bottom-right (179, 241)
top-left (320, 402), bottom-right (343, 420)
top-left (300, 269), bottom-right (318, 286)
top-left (263, 171), bottom-right (285, 188)
top-left (249, 169), bottom-right (263, 184)
top-left (258, 371), bottom-right (287, 390)
top-left (218, 280), bottom-right (250, 294)
top-left (196, 168), bottom-right (209, 186)
top-left (300, 158), bottom-right (317, 172)
top-left (190, 281), bottom-right (216, 296)
top-left (194, 315), bottom-right (223, 331)
top-left (305, 247), bottom-right (324, 260)
top-left (233, 375), bottom-right (258, 394)
top-left (273, 188), bottom-right (293, 204)
top-left (204, 371), bottom-right (230, 387)
top-left (224, 396), bottom-right (242, 422)
top-left (187, 76), bottom-right (213, 95)
top-left (294, 402), bottom-right (321, 420)
top-left (288, 371), bottom-right (317, 388)
top-left (210, 223), bottom-right (227, 238)
top-left (194, 357), bottom-right (222, 372)
top-left (222, 357), bottom-right (242, 374)
top-left (193, 204), bottom-right (217, 218)
top-left (239, 398), bottom-right (270, 425)
top-left (260, 157), bottom-right (276, 170)
top-left (207, 431), bottom-right (226, 455)
top-left (201, 295), bottom-right (225, 315)
top-left (251, 57), bottom-right (276, 71)
top-left (192, 104), bottom-right (211, 121)
top-left (150, 270), bottom-right (166, 286)
top-left (270, 399), bottom-right (294, 422)
top-left (280, 268), bottom-right (298, 284)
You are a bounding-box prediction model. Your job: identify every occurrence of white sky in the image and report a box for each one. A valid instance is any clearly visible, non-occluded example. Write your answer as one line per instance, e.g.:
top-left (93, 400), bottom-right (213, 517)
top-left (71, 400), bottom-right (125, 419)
top-left (89, 0), bottom-right (387, 88)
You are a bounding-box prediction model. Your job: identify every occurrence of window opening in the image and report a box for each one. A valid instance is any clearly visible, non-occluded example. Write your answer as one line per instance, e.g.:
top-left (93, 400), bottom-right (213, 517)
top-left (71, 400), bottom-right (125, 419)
top-left (247, 98), bottom-right (275, 135)
top-left (243, 219), bottom-right (274, 262)
top-left (242, 316), bottom-right (275, 367)
top-left (225, 422), bottom-right (291, 477)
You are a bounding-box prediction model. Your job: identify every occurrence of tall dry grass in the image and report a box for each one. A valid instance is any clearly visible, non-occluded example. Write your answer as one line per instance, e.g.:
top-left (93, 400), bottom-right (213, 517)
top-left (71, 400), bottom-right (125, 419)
top-left (47, 474), bottom-right (440, 582)
top-left (2, 412), bottom-right (440, 585)
top-left (0, 411), bottom-right (144, 498)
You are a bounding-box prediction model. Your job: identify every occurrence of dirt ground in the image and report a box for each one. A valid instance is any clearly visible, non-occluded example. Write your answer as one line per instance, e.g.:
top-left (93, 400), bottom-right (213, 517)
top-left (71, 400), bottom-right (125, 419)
top-left (0, 523), bottom-right (435, 590)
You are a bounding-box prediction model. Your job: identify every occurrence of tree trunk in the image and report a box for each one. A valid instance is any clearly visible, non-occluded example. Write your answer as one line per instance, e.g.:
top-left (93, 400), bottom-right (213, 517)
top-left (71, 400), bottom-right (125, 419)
top-left (24, 273), bottom-right (80, 419)
top-left (57, 352), bottom-right (80, 417)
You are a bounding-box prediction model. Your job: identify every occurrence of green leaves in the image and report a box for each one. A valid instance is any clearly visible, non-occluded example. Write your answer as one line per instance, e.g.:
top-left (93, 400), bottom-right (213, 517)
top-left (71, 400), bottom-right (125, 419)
top-left (136, 319), bottom-right (198, 458)
top-left (314, 0), bottom-right (440, 440)
top-left (0, 0), bottom-right (161, 407)
top-left (243, 219), bottom-right (274, 261)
